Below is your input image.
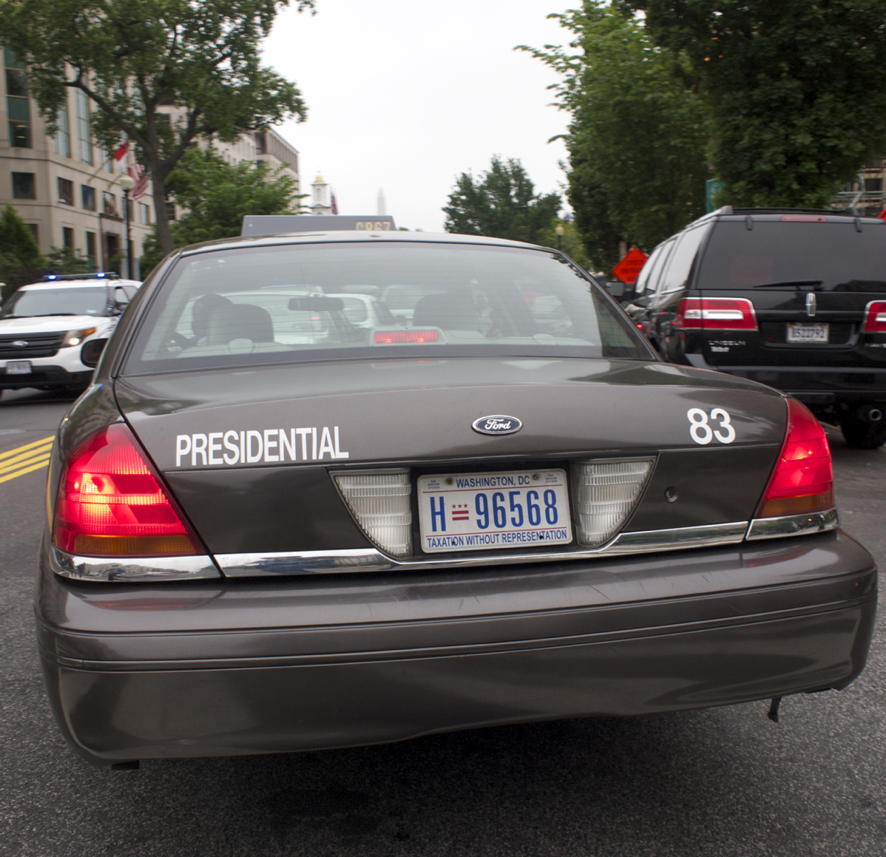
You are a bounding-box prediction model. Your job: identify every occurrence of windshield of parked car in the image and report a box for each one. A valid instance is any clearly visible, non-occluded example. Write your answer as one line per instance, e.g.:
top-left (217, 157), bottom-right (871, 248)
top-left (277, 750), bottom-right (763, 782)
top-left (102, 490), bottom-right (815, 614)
top-left (1, 286), bottom-right (109, 318)
top-left (125, 242), bottom-right (648, 373)
top-left (699, 221), bottom-right (886, 291)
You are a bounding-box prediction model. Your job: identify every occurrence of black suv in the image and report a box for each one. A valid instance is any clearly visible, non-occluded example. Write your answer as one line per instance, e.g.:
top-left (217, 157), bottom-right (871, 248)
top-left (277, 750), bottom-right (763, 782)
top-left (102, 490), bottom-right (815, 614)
top-left (625, 208), bottom-right (886, 448)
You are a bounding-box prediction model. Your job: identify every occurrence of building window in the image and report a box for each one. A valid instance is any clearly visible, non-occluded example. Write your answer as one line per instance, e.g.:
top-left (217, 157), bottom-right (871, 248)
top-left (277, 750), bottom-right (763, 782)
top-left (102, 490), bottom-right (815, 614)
top-left (12, 171), bottom-right (35, 199)
top-left (62, 227), bottom-right (74, 250)
top-left (55, 99), bottom-right (71, 158)
top-left (81, 184), bottom-right (96, 211)
top-left (4, 47), bottom-right (31, 148)
top-left (27, 223), bottom-right (39, 244)
top-left (865, 178), bottom-right (883, 193)
top-left (57, 177), bottom-right (74, 205)
top-left (85, 231), bottom-right (97, 267)
top-left (138, 202), bottom-right (151, 224)
top-left (76, 90), bottom-right (93, 164)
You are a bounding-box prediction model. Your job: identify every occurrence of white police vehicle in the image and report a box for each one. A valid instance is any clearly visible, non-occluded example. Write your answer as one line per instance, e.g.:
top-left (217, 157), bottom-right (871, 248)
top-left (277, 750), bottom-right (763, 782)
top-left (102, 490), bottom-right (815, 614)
top-left (0, 272), bottom-right (140, 398)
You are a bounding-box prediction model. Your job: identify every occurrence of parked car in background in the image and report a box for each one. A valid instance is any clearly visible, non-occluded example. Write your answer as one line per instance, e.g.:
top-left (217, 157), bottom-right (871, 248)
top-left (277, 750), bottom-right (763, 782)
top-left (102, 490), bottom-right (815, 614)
top-left (625, 208), bottom-right (886, 448)
top-left (0, 272), bottom-right (140, 398)
top-left (36, 230), bottom-right (875, 766)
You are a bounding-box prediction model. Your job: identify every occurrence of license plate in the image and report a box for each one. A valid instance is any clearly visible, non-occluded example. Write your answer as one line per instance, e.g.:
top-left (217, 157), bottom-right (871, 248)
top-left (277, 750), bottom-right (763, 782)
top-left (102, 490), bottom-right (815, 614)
top-left (5, 360), bottom-right (31, 375)
top-left (417, 469), bottom-right (572, 553)
top-left (786, 323), bottom-right (828, 343)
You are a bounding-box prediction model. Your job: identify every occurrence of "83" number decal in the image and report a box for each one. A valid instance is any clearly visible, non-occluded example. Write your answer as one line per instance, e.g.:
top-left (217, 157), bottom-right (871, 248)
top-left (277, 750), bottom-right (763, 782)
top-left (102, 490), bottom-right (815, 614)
top-left (687, 407), bottom-right (736, 445)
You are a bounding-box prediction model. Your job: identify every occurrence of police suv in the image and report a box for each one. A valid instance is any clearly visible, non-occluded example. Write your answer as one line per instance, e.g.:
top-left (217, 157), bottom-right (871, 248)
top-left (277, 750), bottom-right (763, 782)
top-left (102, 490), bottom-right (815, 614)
top-left (0, 272), bottom-right (140, 398)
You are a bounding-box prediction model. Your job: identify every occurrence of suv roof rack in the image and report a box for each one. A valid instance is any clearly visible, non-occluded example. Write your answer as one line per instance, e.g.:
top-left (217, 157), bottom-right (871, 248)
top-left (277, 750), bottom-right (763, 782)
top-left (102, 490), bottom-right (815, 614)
top-left (727, 207), bottom-right (858, 217)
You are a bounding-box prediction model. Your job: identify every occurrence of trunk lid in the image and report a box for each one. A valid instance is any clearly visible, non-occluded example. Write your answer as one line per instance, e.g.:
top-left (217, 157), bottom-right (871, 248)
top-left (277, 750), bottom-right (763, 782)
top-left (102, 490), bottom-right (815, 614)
top-left (115, 358), bottom-right (787, 555)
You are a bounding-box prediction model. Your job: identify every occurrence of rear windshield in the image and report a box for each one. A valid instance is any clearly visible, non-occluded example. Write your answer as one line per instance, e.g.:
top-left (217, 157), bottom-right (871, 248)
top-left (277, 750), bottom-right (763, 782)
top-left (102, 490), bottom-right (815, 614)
top-left (698, 220), bottom-right (886, 292)
top-left (123, 242), bottom-right (648, 373)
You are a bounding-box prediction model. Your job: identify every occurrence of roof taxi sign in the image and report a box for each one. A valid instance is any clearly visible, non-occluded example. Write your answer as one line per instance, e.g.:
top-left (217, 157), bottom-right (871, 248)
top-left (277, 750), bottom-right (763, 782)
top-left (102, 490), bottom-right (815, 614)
top-left (241, 214), bottom-right (397, 237)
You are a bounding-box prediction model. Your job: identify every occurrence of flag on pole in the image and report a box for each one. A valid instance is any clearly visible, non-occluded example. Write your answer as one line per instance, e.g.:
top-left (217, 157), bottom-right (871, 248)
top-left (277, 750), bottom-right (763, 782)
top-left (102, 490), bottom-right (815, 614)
top-left (127, 163), bottom-right (149, 201)
top-left (113, 140), bottom-right (129, 162)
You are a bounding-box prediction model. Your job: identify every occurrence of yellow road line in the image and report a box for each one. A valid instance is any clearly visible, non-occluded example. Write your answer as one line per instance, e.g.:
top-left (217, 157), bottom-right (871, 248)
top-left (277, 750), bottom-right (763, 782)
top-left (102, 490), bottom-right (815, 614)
top-left (0, 443), bottom-right (53, 473)
top-left (0, 454), bottom-right (51, 484)
top-left (0, 435), bottom-right (54, 484)
top-left (0, 435), bottom-right (54, 461)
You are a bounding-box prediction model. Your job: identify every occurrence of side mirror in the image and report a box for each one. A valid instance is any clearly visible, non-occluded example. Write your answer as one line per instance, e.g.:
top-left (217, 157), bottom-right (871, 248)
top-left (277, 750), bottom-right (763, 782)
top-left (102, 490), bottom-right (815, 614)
top-left (81, 338), bottom-right (109, 368)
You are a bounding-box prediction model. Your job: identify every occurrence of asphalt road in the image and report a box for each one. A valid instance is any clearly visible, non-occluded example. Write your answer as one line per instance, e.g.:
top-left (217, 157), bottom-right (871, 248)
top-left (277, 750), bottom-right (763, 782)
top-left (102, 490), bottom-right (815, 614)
top-left (1, 387), bottom-right (883, 857)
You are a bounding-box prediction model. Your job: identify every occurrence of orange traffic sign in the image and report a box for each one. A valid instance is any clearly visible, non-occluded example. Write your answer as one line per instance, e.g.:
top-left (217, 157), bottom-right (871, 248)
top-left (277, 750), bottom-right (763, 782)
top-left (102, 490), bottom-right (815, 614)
top-left (611, 247), bottom-right (648, 284)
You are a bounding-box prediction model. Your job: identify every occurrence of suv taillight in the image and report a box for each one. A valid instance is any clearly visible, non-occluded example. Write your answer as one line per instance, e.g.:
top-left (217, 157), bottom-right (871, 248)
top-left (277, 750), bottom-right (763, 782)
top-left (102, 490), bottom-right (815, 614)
top-left (862, 300), bottom-right (886, 333)
top-left (676, 297), bottom-right (758, 331)
top-left (53, 423), bottom-right (202, 557)
top-left (756, 398), bottom-right (834, 518)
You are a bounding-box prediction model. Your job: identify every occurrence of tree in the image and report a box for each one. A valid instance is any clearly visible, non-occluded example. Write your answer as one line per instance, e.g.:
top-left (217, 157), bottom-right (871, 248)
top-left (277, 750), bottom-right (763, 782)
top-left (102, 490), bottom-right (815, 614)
top-left (0, 205), bottom-right (44, 297)
top-left (139, 146), bottom-right (302, 273)
top-left (0, 0), bottom-right (312, 255)
top-left (625, 0), bottom-right (886, 206)
top-left (45, 247), bottom-right (92, 275)
top-left (443, 156), bottom-right (561, 244)
top-left (522, 2), bottom-right (707, 267)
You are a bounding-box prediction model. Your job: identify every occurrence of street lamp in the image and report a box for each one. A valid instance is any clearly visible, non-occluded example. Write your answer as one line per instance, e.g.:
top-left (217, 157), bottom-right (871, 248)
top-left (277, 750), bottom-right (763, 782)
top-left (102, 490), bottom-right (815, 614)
top-left (117, 172), bottom-right (135, 278)
top-left (554, 222), bottom-right (565, 251)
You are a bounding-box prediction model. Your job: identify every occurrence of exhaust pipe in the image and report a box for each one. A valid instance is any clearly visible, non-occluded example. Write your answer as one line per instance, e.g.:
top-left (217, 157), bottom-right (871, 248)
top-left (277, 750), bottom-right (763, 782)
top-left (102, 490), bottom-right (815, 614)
top-left (856, 404), bottom-right (883, 423)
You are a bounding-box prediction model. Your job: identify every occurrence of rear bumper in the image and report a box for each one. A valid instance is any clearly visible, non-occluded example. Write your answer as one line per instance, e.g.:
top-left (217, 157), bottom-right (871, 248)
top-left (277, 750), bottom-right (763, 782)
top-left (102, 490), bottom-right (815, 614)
top-left (683, 356), bottom-right (886, 403)
top-left (35, 532), bottom-right (877, 764)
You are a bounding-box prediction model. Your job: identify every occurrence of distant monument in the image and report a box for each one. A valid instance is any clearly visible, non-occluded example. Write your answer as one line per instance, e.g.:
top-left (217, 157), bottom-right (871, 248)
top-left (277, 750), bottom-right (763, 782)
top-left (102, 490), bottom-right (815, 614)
top-left (377, 188), bottom-right (387, 216)
top-left (310, 174), bottom-right (333, 216)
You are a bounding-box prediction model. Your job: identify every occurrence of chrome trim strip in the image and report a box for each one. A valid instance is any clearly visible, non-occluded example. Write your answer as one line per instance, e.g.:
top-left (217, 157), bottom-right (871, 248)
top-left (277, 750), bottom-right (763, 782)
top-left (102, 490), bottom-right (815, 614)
top-left (746, 509), bottom-right (838, 541)
top-left (50, 547), bottom-right (221, 582)
top-left (217, 521), bottom-right (750, 577)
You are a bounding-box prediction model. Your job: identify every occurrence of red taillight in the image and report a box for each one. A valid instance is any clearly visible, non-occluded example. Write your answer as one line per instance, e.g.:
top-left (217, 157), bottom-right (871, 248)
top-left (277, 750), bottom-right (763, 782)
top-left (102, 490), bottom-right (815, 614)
top-left (756, 398), bottom-right (834, 518)
top-left (374, 329), bottom-right (440, 344)
top-left (862, 300), bottom-right (886, 333)
top-left (53, 423), bottom-right (201, 557)
top-left (676, 297), bottom-right (757, 331)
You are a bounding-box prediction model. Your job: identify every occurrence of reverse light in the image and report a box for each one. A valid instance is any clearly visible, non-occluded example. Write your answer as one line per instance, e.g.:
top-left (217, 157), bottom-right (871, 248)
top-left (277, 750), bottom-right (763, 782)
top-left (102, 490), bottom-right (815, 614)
top-left (756, 398), bottom-right (834, 518)
top-left (676, 297), bottom-right (758, 331)
top-left (53, 423), bottom-right (202, 557)
top-left (63, 327), bottom-right (97, 347)
top-left (862, 300), bottom-right (886, 333)
top-left (572, 458), bottom-right (654, 546)
top-left (373, 329), bottom-right (440, 344)
top-left (333, 469), bottom-right (412, 555)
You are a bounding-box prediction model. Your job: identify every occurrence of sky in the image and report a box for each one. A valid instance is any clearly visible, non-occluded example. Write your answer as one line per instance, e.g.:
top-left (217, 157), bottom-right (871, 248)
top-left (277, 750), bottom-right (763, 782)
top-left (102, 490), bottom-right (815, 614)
top-left (262, 1), bottom-right (574, 232)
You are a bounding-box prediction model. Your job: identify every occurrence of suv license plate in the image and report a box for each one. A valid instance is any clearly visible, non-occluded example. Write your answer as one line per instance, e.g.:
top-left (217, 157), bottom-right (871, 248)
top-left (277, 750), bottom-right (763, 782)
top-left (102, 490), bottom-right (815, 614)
top-left (417, 469), bottom-right (572, 553)
top-left (787, 323), bottom-right (828, 343)
top-left (5, 360), bottom-right (32, 375)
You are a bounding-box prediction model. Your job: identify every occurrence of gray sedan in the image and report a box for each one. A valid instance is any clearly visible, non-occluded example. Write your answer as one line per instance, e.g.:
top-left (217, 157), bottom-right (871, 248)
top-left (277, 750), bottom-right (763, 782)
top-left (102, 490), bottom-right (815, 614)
top-left (35, 231), bottom-right (876, 766)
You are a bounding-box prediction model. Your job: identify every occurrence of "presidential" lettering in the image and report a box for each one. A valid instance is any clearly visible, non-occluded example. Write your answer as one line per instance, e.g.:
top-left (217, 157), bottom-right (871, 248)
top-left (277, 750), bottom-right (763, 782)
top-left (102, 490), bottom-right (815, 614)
top-left (175, 426), bottom-right (350, 467)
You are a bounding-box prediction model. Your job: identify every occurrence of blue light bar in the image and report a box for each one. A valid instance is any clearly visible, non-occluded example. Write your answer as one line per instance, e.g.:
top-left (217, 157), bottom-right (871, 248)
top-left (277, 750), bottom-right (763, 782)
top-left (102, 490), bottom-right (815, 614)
top-left (43, 271), bottom-right (120, 282)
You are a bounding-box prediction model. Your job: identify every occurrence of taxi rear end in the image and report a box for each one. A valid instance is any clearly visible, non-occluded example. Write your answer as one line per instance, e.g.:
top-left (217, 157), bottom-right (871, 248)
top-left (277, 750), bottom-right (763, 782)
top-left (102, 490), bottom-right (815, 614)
top-left (34, 233), bottom-right (877, 766)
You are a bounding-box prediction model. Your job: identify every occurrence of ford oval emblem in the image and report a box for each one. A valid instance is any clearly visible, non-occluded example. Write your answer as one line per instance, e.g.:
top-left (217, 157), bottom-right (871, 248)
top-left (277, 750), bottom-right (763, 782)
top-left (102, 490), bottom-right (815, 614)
top-left (471, 415), bottom-right (523, 436)
top-left (12, 339), bottom-right (28, 348)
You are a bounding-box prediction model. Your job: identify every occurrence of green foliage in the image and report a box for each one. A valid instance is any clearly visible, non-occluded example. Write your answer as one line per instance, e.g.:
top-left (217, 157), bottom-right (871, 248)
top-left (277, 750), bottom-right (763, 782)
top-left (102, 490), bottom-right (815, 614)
top-left (44, 247), bottom-right (92, 275)
top-left (139, 146), bottom-right (303, 275)
top-left (522, 2), bottom-right (707, 267)
top-left (0, 205), bottom-right (44, 296)
top-left (627, 0), bottom-right (886, 206)
top-left (0, 0), bottom-right (312, 253)
top-left (537, 220), bottom-right (593, 270)
top-left (442, 156), bottom-right (561, 244)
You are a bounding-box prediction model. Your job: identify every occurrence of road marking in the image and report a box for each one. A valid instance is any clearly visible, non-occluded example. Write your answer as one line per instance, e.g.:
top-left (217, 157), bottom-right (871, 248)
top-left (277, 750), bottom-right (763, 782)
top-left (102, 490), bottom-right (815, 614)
top-left (0, 435), bottom-right (54, 484)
